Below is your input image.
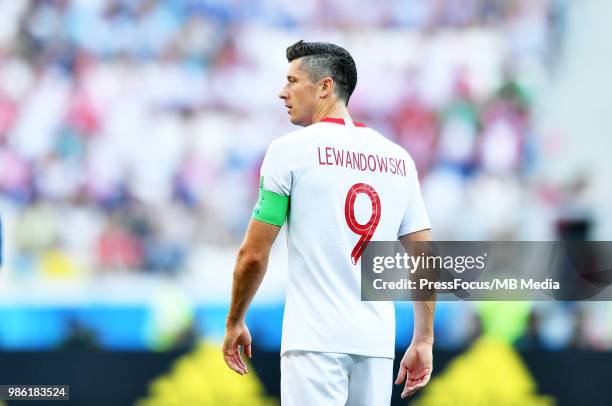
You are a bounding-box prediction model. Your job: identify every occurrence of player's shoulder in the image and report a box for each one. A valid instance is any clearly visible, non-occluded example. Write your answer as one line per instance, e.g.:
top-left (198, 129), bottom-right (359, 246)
top-left (364, 127), bottom-right (417, 170)
top-left (268, 126), bottom-right (314, 149)
top-left (265, 125), bottom-right (321, 161)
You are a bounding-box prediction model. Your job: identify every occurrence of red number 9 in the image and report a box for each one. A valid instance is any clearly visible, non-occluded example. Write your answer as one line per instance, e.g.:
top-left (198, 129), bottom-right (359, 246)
top-left (345, 183), bottom-right (381, 264)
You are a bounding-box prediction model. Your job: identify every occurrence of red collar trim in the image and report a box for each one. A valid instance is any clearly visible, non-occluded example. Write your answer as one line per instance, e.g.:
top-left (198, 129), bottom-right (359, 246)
top-left (320, 117), bottom-right (366, 127)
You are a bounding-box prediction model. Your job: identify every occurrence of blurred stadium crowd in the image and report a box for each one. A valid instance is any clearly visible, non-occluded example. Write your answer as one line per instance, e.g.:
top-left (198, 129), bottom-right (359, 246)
top-left (2, 0), bottom-right (612, 353)
top-left (1, 0), bottom-right (565, 273)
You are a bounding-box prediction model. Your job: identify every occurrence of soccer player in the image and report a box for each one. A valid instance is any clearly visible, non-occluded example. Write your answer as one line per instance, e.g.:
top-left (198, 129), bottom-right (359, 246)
top-left (223, 40), bottom-right (435, 404)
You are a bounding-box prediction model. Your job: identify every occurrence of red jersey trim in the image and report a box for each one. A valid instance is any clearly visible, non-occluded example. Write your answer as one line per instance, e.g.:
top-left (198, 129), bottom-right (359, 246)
top-left (320, 117), bottom-right (366, 127)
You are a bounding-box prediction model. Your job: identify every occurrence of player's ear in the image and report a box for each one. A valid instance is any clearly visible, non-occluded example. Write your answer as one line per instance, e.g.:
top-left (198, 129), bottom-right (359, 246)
top-left (319, 77), bottom-right (334, 99)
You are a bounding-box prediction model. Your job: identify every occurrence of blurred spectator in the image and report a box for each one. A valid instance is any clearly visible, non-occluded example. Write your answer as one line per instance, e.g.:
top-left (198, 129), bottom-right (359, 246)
top-left (96, 211), bottom-right (143, 271)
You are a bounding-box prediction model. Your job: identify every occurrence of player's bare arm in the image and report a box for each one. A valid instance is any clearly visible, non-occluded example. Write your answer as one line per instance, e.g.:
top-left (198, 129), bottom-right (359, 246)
top-left (223, 219), bottom-right (281, 375)
top-left (396, 228), bottom-right (436, 398)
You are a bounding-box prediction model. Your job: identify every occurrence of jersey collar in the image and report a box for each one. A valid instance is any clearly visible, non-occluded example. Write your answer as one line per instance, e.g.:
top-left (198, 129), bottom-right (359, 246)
top-left (320, 117), bottom-right (366, 127)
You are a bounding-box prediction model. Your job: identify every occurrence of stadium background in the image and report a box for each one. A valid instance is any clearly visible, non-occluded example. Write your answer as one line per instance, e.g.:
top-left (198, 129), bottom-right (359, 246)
top-left (0, 0), bottom-right (611, 404)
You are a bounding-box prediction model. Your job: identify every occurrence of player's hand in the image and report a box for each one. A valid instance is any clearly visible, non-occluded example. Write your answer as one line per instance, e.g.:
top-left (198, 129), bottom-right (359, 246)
top-left (222, 321), bottom-right (252, 375)
top-left (395, 340), bottom-right (433, 398)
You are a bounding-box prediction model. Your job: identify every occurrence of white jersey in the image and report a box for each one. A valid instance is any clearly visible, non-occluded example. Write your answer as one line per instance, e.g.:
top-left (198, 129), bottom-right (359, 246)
top-left (259, 117), bottom-right (431, 359)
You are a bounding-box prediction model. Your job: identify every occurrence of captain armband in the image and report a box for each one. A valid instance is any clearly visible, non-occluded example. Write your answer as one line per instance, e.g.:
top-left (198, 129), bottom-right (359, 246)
top-left (252, 177), bottom-right (289, 226)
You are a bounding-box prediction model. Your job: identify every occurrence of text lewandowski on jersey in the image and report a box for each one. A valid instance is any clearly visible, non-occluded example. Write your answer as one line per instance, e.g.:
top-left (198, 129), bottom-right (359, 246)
top-left (317, 146), bottom-right (408, 176)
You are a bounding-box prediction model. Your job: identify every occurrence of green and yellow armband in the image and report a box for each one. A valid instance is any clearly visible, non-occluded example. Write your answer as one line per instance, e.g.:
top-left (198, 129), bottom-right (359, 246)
top-left (252, 176), bottom-right (289, 226)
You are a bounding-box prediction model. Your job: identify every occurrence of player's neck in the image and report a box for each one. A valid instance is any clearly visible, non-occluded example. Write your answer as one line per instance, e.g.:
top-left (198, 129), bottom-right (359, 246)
top-left (311, 101), bottom-right (350, 125)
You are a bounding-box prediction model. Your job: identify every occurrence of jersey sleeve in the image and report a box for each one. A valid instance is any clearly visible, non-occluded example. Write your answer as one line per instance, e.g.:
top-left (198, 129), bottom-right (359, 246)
top-left (398, 164), bottom-right (431, 237)
top-left (252, 139), bottom-right (292, 226)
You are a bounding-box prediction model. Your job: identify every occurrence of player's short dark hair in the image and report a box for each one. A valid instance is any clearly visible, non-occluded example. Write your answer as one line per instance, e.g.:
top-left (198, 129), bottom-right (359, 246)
top-left (286, 40), bottom-right (357, 105)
